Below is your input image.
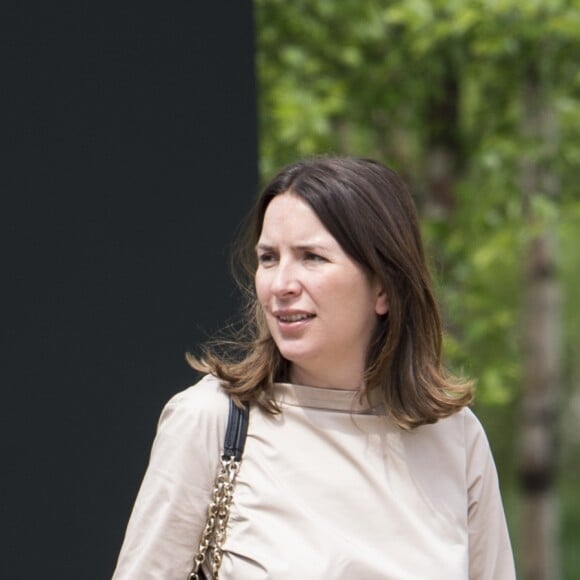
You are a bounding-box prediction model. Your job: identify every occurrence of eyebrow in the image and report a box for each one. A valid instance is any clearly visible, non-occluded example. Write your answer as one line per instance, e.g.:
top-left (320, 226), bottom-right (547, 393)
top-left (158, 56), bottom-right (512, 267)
top-left (255, 242), bottom-right (330, 252)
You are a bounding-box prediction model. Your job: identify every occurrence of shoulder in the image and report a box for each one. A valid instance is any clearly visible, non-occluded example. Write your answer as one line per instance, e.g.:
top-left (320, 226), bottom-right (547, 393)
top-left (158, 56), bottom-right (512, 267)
top-left (426, 406), bottom-right (487, 439)
top-left (162, 374), bottom-right (230, 417)
top-left (412, 406), bottom-right (479, 437)
top-left (410, 407), bottom-right (491, 460)
top-left (446, 408), bottom-right (498, 488)
top-left (460, 407), bottom-right (492, 455)
top-left (155, 374), bottom-right (231, 443)
top-left (112, 376), bottom-right (234, 578)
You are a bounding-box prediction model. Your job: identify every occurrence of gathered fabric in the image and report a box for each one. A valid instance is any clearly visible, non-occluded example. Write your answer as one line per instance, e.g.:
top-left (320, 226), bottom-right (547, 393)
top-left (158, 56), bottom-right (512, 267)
top-left (112, 374), bottom-right (515, 580)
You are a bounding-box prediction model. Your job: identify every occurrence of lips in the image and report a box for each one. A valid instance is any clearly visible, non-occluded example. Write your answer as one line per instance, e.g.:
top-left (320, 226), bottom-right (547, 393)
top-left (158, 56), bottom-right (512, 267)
top-left (277, 313), bottom-right (314, 322)
top-left (273, 310), bottom-right (315, 324)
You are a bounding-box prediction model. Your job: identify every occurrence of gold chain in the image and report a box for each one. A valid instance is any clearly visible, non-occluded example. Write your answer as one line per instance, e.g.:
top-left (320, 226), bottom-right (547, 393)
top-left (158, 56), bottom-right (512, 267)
top-left (189, 455), bottom-right (241, 580)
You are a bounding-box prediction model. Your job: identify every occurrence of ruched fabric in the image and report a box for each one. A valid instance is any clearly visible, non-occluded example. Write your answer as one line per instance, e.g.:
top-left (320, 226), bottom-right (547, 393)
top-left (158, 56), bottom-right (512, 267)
top-left (113, 375), bottom-right (515, 580)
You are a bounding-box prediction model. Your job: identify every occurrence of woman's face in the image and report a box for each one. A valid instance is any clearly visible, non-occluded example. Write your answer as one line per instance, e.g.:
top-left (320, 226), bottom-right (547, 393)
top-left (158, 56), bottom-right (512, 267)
top-left (255, 192), bottom-right (388, 389)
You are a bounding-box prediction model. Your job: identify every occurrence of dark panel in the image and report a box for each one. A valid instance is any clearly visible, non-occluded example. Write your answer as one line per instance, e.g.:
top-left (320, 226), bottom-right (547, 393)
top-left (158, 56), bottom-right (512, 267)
top-left (1, 2), bottom-right (257, 578)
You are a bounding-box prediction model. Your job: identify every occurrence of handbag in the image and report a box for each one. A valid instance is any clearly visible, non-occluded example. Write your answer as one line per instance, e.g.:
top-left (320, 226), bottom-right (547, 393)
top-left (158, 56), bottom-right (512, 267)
top-left (188, 397), bottom-right (250, 580)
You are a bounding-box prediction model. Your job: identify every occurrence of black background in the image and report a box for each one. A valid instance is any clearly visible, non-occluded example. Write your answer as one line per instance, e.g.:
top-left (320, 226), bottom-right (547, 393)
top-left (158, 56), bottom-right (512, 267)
top-left (1, 2), bottom-right (257, 577)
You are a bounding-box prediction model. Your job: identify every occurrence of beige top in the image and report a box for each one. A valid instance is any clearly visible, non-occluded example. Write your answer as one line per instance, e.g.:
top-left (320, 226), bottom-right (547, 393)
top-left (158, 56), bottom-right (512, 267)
top-left (113, 375), bottom-right (516, 579)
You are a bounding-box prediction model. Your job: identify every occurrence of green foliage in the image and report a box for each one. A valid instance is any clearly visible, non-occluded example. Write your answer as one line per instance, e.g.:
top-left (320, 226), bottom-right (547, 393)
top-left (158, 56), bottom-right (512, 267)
top-left (561, 475), bottom-right (580, 578)
top-left (255, 2), bottom-right (580, 574)
top-left (255, 0), bottom-right (580, 404)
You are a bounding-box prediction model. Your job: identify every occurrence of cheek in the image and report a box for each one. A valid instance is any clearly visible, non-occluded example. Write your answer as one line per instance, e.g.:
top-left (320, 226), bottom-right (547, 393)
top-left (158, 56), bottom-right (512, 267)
top-left (344, 275), bottom-right (378, 314)
top-left (254, 272), bottom-right (269, 304)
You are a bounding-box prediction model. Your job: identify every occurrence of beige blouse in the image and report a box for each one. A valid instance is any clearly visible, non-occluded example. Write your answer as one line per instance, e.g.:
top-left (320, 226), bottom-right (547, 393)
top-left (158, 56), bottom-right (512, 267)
top-left (112, 375), bottom-right (516, 579)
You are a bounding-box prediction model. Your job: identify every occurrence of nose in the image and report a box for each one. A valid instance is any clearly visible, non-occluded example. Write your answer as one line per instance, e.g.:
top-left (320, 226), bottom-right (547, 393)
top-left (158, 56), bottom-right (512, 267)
top-left (270, 259), bottom-right (301, 297)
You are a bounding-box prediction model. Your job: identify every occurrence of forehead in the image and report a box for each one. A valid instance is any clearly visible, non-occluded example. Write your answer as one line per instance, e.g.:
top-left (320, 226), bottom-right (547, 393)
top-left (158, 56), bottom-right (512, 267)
top-left (258, 193), bottom-right (335, 243)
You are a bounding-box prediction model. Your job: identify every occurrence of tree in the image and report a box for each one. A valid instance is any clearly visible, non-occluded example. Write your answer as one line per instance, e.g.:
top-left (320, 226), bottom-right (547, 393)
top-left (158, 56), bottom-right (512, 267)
top-left (254, 1), bottom-right (580, 576)
top-left (519, 58), bottom-right (562, 580)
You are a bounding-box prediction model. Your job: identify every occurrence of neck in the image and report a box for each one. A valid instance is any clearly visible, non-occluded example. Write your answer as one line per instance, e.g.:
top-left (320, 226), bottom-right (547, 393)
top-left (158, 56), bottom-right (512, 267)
top-left (289, 364), bottom-right (364, 390)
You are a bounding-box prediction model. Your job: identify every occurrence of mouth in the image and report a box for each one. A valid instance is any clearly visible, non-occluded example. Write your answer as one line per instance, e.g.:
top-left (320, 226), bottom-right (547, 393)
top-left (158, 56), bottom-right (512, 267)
top-left (274, 312), bottom-right (315, 323)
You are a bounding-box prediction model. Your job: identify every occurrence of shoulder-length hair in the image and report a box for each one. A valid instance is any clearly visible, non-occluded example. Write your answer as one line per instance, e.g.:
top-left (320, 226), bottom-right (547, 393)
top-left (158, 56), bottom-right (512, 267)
top-left (189, 156), bottom-right (473, 429)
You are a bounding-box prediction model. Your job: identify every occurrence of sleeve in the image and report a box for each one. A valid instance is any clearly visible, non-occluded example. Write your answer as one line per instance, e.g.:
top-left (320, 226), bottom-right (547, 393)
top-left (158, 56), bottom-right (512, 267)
top-left (465, 409), bottom-right (517, 580)
top-left (112, 376), bottom-right (229, 580)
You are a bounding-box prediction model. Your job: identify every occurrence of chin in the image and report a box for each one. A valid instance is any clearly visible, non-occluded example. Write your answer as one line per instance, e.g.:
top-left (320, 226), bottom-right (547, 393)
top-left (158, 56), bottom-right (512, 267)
top-left (274, 345), bottom-right (315, 367)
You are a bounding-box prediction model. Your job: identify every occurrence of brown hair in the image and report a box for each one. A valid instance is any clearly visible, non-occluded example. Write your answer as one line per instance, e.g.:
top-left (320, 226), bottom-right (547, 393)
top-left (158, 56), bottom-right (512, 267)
top-left (188, 156), bottom-right (473, 429)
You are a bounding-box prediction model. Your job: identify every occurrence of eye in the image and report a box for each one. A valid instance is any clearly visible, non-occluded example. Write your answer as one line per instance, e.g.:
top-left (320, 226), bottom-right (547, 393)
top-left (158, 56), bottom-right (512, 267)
top-left (304, 251), bottom-right (326, 263)
top-left (257, 252), bottom-right (277, 266)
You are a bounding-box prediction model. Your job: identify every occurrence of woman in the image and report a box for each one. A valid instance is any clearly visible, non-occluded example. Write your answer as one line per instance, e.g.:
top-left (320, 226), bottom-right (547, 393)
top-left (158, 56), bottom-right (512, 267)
top-left (113, 157), bottom-right (516, 579)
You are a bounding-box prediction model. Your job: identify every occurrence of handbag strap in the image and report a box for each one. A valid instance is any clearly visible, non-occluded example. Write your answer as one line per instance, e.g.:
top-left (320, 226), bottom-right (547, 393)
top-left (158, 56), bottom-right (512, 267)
top-left (189, 397), bottom-right (250, 580)
top-left (223, 398), bottom-right (249, 461)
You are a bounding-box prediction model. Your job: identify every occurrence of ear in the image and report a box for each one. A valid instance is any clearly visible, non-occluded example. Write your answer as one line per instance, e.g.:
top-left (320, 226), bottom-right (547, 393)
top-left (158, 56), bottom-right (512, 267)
top-left (374, 287), bottom-right (389, 316)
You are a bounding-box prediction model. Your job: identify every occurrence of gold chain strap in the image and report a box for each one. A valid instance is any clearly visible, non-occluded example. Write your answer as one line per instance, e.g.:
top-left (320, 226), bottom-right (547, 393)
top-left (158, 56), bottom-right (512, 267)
top-left (188, 455), bottom-right (241, 580)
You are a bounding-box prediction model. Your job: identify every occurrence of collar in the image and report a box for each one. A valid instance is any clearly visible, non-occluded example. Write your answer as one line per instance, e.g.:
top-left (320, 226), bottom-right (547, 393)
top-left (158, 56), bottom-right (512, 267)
top-left (272, 382), bottom-right (385, 415)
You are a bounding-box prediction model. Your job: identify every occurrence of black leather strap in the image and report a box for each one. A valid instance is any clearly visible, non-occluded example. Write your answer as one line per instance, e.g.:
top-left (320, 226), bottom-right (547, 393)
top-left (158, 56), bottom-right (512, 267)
top-left (222, 398), bottom-right (249, 461)
top-left (195, 398), bottom-right (250, 580)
